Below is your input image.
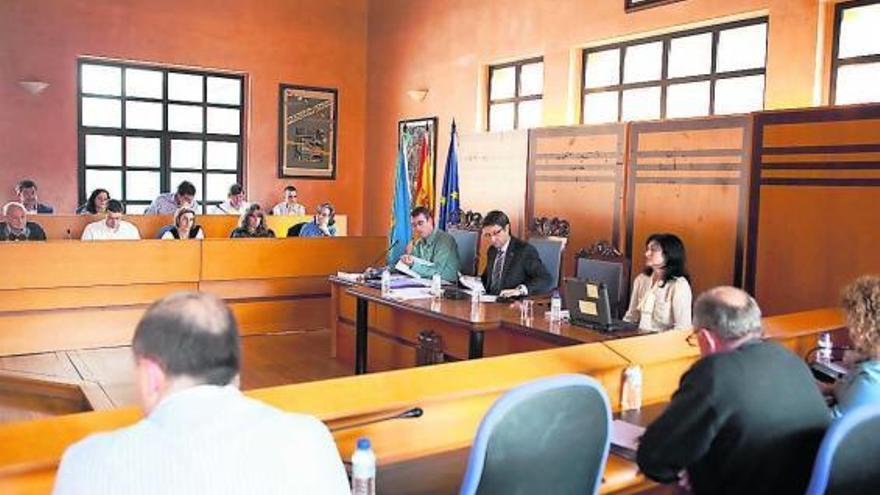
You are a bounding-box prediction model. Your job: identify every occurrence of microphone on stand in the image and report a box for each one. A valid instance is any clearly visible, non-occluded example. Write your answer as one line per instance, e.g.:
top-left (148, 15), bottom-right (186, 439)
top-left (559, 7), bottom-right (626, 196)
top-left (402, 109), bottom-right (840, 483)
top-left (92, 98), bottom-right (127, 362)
top-left (364, 240), bottom-right (399, 279)
top-left (330, 407), bottom-right (423, 432)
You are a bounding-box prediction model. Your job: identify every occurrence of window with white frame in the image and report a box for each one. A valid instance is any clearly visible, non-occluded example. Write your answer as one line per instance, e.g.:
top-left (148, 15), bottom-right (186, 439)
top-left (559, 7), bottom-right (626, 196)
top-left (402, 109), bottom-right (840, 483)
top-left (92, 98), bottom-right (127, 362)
top-left (488, 58), bottom-right (544, 131)
top-left (832, 0), bottom-right (880, 105)
top-left (582, 17), bottom-right (768, 124)
top-left (78, 59), bottom-right (244, 214)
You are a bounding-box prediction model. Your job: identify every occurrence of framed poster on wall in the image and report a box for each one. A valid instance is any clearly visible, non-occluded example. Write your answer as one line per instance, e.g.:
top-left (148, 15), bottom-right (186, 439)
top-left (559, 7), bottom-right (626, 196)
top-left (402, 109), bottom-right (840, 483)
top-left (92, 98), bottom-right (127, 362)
top-left (625, 0), bottom-right (685, 12)
top-left (398, 117), bottom-right (438, 211)
top-left (278, 84), bottom-right (338, 179)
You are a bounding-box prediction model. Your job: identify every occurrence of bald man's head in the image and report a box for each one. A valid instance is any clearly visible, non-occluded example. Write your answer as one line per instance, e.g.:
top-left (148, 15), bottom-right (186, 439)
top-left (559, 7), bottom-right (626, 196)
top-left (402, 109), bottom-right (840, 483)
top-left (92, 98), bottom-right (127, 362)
top-left (693, 286), bottom-right (763, 341)
top-left (133, 292), bottom-right (240, 386)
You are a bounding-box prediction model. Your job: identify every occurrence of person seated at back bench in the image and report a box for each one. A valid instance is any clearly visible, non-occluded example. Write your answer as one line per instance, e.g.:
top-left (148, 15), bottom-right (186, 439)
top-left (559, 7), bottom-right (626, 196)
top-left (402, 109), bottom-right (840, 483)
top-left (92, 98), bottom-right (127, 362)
top-left (0, 201), bottom-right (46, 241)
top-left (81, 200), bottom-right (141, 241)
top-left (161, 207), bottom-right (205, 240)
top-left (145, 181), bottom-right (199, 215)
top-left (399, 206), bottom-right (459, 283)
top-left (480, 210), bottom-right (551, 298)
top-left (76, 188), bottom-right (110, 215)
top-left (272, 184), bottom-right (306, 216)
top-left (637, 286), bottom-right (830, 495)
top-left (208, 184), bottom-right (249, 215)
top-left (299, 203), bottom-right (336, 237)
top-left (53, 292), bottom-right (350, 495)
top-left (15, 179), bottom-right (54, 214)
top-left (230, 204), bottom-right (275, 238)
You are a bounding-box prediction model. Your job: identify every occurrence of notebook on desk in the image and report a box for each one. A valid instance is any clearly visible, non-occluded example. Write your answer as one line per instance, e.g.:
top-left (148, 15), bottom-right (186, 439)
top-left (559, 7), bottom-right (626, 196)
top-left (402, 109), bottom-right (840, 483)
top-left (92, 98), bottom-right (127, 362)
top-left (563, 278), bottom-right (638, 333)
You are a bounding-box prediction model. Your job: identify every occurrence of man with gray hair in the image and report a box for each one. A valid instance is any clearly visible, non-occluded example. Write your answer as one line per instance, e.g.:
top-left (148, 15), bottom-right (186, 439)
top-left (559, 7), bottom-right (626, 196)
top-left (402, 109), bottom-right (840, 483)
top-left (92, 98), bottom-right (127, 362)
top-left (637, 286), bottom-right (830, 495)
top-left (0, 201), bottom-right (46, 241)
top-left (53, 292), bottom-right (350, 494)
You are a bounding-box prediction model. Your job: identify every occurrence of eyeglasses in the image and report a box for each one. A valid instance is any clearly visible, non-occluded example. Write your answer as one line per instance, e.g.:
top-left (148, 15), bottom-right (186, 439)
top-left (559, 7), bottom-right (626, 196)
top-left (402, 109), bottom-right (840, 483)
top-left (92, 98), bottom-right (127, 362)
top-left (483, 227), bottom-right (504, 238)
top-left (686, 330), bottom-right (699, 347)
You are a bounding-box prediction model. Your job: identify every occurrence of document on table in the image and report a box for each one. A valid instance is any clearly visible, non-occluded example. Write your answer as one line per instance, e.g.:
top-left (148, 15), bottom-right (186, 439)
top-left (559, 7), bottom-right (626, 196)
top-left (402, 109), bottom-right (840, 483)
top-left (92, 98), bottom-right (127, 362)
top-left (410, 256), bottom-right (434, 267)
top-left (610, 419), bottom-right (645, 461)
top-left (394, 260), bottom-right (429, 282)
top-left (387, 287), bottom-right (434, 300)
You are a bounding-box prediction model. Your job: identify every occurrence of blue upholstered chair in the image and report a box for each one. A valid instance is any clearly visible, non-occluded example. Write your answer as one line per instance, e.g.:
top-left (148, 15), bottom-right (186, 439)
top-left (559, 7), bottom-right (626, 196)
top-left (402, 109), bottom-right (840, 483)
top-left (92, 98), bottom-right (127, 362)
top-left (804, 403), bottom-right (880, 495)
top-left (459, 374), bottom-right (611, 495)
top-left (448, 228), bottom-right (479, 276)
top-left (527, 236), bottom-right (567, 294)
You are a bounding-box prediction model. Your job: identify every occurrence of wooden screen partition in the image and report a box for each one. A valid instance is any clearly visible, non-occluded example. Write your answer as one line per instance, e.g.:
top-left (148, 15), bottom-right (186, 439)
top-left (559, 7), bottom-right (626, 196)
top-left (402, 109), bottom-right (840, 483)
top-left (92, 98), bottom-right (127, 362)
top-left (626, 116), bottom-right (752, 296)
top-left (527, 124), bottom-right (627, 276)
top-left (30, 214), bottom-right (346, 240)
top-left (0, 237), bottom-right (384, 356)
top-left (458, 130), bottom-right (529, 237)
top-left (745, 104), bottom-right (880, 315)
top-left (0, 240), bottom-right (201, 356)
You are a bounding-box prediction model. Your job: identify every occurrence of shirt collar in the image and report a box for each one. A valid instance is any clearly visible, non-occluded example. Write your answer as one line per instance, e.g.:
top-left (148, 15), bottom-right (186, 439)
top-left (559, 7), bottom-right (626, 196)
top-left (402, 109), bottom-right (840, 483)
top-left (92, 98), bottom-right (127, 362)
top-left (499, 238), bottom-right (511, 254)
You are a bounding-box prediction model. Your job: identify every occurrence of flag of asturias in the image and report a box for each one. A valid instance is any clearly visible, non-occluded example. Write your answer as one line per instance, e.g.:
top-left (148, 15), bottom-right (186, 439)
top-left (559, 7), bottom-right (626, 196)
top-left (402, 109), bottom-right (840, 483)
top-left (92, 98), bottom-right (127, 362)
top-left (388, 135), bottom-right (413, 264)
top-left (438, 120), bottom-right (460, 231)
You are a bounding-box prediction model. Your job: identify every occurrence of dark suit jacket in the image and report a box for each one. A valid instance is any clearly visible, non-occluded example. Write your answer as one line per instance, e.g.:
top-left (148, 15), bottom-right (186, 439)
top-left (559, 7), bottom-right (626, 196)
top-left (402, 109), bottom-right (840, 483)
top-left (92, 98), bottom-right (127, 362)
top-left (637, 340), bottom-right (831, 495)
top-left (481, 236), bottom-right (552, 295)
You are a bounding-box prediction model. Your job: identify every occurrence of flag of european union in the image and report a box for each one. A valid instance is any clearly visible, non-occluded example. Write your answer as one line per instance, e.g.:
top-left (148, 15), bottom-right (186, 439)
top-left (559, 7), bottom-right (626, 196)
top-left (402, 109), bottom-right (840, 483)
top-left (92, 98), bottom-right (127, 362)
top-left (438, 120), bottom-right (460, 231)
top-left (388, 135), bottom-right (412, 264)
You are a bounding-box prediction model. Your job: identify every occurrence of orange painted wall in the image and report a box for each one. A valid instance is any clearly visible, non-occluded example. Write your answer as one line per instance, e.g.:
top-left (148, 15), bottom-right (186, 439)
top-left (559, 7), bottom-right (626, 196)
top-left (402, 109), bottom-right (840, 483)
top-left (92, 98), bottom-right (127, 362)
top-left (0, 0), bottom-right (366, 234)
top-left (364, 0), bottom-right (828, 235)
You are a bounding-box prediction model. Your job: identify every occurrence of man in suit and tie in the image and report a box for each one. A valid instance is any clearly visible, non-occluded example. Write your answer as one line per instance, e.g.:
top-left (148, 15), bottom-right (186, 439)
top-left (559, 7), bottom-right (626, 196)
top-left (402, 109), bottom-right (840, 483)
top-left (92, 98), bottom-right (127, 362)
top-left (480, 210), bottom-right (551, 297)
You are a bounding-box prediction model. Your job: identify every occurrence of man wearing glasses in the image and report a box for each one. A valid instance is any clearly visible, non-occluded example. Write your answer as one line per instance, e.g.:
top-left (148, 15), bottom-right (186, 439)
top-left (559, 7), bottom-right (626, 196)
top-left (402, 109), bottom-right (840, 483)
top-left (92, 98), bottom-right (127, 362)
top-left (637, 286), bottom-right (830, 495)
top-left (479, 210), bottom-right (550, 298)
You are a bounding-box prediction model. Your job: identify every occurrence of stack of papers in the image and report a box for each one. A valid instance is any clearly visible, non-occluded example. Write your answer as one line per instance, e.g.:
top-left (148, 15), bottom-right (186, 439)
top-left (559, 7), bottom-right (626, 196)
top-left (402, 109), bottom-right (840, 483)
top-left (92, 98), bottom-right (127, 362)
top-left (387, 287), bottom-right (434, 300)
top-left (336, 272), bottom-right (363, 283)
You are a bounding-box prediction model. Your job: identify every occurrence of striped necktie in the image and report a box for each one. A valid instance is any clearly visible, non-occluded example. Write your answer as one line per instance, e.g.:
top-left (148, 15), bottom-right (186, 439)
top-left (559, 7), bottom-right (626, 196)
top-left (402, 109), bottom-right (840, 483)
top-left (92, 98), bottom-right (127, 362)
top-left (491, 250), bottom-right (505, 293)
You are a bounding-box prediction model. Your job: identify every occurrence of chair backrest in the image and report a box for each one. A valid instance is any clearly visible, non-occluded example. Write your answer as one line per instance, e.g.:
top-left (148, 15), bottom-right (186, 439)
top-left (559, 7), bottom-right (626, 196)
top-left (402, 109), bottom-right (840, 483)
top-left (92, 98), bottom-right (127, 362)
top-left (448, 228), bottom-right (479, 276)
top-left (286, 222), bottom-right (307, 237)
top-left (459, 374), bottom-right (611, 495)
top-left (575, 257), bottom-right (628, 318)
top-left (155, 224), bottom-right (174, 239)
top-left (805, 403), bottom-right (880, 495)
top-left (527, 237), bottom-right (566, 293)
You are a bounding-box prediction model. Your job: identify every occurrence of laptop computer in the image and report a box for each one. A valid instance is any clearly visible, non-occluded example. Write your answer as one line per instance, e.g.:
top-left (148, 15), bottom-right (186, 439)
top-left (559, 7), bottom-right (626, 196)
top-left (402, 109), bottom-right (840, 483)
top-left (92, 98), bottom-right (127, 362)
top-left (563, 277), bottom-right (638, 333)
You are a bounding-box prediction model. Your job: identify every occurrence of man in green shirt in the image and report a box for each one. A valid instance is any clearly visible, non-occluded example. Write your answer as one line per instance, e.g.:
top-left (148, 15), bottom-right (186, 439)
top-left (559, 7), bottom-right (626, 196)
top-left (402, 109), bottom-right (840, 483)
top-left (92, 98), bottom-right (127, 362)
top-left (400, 206), bottom-right (460, 283)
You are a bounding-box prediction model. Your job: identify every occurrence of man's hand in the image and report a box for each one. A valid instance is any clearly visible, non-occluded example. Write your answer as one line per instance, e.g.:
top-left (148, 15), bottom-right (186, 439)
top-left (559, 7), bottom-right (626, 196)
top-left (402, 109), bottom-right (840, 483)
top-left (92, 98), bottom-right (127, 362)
top-left (400, 254), bottom-right (414, 266)
top-left (499, 288), bottom-right (520, 298)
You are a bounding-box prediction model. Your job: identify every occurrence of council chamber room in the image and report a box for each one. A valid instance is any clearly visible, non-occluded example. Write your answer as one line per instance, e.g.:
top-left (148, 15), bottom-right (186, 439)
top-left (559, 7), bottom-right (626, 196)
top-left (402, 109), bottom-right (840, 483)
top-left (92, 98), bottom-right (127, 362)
top-left (1, 0), bottom-right (880, 494)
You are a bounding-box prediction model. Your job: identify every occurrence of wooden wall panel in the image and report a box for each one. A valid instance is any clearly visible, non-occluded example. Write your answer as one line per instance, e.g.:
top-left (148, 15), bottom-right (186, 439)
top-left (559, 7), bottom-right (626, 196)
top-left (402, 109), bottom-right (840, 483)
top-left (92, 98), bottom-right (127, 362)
top-left (0, 241), bottom-right (201, 290)
top-left (201, 237), bottom-right (385, 280)
top-left (626, 116), bottom-right (752, 296)
top-left (746, 104), bottom-right (880, 315)
top-left (527, 124), bottom-right (626, 277)
top-left (229, 299), bottom-right (329, 335)
top-left (0, 283), bottom-right (197, 313)
top-left (0, 307), bottom-right (145, 356)
top-left (458, 130), bottom-right (529, 237)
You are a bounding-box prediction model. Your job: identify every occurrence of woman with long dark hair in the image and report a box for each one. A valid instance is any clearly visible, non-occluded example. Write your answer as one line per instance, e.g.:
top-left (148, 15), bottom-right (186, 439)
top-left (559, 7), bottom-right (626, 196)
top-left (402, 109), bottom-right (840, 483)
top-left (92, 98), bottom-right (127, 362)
top-left (230, 204), bottom-right (275, 238)
top-left (623, 233), bottom-right (692, 331)
top-left (76, 189), bottom-right (110, 215)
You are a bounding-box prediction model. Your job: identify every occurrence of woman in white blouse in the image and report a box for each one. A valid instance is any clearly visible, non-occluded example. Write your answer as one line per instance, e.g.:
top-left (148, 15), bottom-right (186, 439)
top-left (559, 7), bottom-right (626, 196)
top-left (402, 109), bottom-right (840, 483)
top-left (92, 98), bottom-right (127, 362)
top-left (623, 233), bottom-right (692, 331)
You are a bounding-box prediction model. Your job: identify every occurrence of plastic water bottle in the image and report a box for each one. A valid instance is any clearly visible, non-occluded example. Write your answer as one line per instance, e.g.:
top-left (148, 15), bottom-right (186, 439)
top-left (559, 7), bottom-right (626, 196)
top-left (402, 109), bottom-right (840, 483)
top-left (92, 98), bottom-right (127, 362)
top-left (351, 437), bottom-right (376, 495)
top-left (471, 286), bottom-right (483, 304)
top-left (431, 273), bottom-right (442, 299)
top-left (550, 290), bottom-right (562, 322)
top-left (817, 332), bottom-right (833, 364)
top-left (380, 269), bottom-right (391, 297)
top-left (621, 365), bottom-right (643, 411)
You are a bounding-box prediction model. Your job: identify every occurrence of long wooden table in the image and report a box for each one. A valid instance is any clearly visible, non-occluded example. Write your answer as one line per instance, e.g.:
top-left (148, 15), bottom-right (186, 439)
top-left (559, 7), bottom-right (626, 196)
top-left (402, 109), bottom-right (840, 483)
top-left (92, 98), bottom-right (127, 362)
top-left (0, 307), bottom-right (846, 494)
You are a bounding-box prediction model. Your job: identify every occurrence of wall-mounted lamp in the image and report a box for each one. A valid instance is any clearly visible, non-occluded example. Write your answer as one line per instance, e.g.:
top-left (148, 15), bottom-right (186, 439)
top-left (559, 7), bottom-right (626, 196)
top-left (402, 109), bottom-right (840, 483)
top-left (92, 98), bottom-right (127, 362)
top-left (19, 80), bottom-right (50, 95)
top-left (406, 89), bottom-right (428, 102)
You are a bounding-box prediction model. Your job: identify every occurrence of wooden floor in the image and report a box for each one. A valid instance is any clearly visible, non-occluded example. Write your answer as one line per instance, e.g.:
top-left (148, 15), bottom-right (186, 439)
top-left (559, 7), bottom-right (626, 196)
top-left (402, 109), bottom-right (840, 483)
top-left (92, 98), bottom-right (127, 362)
top-left (0, 329), bottom-right (351, 423)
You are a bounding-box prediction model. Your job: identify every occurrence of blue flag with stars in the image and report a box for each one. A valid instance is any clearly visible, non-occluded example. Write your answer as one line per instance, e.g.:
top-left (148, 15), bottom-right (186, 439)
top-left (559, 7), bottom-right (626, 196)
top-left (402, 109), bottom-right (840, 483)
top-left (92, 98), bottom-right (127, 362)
top-left (388, 135), bottom-right (413, 264)
top-left (438, 120), bottom-right (460, 231)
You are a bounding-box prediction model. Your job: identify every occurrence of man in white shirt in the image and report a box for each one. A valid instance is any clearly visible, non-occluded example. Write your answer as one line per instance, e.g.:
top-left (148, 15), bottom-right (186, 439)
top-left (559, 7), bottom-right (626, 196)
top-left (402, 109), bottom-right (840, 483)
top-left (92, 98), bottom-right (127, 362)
top-left (80, 200), bottom-right (141, 241)
top-left (208, 183), bottom-right (249, 215)
top-left (53, 291), bottom-right (350, 495)
top-left (272, 185), bottom-right (306, 216)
